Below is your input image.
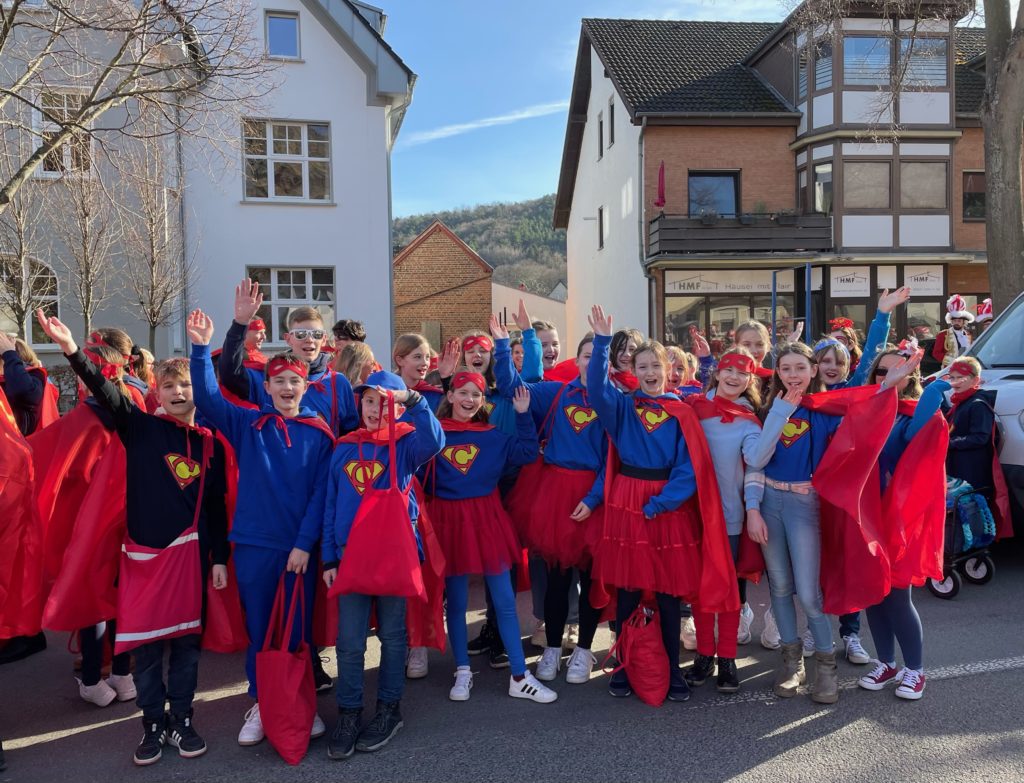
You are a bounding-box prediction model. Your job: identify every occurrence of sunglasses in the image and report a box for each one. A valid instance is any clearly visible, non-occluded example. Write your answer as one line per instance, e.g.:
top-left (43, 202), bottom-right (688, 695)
top-left (290, 329), bottom-right (326, 341)
top-left (874, 367), bottom-right (889, 377)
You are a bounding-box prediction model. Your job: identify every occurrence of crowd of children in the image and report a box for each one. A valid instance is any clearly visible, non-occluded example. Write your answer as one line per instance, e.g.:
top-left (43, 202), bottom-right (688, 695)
top-left (0, 280), bottom-right (1009, 771)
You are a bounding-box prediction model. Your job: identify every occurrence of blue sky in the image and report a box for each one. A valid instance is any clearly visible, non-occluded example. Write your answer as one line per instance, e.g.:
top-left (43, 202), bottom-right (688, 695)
top-left (383, 0), bottom-right (787, 217)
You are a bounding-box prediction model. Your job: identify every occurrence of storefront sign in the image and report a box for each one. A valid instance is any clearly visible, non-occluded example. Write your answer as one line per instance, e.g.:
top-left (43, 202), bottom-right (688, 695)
top-left (665, 269), bottom-right (795, 294)
top-left (829, 266), bottom-right (871, 297)
top-left (903, 265), bottom-right (944, 296)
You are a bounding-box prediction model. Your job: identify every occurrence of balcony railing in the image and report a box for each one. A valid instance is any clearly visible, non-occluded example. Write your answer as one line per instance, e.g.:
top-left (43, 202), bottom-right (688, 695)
top-left (648, 213), bottom-right (833, 256)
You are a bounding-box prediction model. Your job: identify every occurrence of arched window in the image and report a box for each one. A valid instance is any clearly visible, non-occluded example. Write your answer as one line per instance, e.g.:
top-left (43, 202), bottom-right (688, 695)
top-left (0, 257), bottom-right (60, 345)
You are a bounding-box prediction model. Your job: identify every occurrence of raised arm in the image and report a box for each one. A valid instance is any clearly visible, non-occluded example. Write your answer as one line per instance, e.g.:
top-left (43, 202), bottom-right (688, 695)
top-left (906, 378), bottom-right (949, 441)
top-left (849, 288), bottom-right (910, 387)
top-left (187, 310), bottom-right (250, 442)
top-left (401, 390), bottom-right (446, 468)
top-left (585, 306), bottom-right (628, 439)
top-left (218, 279), bottom-right (265, 401)
top-left (0, 332), bottom-right (43, 410)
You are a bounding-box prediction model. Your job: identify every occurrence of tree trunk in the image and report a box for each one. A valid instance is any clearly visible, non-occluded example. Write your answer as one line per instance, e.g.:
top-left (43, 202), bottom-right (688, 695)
top-left (982, 99), bottom-right (1024, 314)
top-left (149, 323), bottom-right (157, 354)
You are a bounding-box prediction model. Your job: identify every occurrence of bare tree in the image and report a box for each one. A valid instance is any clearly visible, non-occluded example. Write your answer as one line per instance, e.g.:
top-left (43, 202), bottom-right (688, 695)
top-left (0, 187), bottom-right (54, 338)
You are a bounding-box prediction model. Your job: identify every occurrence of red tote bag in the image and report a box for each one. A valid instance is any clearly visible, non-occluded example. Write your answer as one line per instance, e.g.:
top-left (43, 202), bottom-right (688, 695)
top-left (602, 604), bottom-right (669, 707)
top-left (330, 392), bottom-right (426, 601)
top-left (255, 575), bottom-right (316, 766)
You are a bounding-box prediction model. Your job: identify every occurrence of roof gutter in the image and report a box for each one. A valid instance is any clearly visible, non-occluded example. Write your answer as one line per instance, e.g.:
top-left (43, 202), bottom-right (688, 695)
top-left (636, 111), bottom-right (802, 120)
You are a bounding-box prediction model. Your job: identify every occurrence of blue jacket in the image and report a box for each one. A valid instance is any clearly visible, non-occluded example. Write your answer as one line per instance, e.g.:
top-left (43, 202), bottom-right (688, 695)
top-left (587, 334), bottom-right (696, 518)
top-left (322, 397), bottom-right (444, 563)
top-left (763, 405), bottom-right (843, 483)
top-left (944, 385), bottom-right (997, 491)
top-left (880, 380), bottom-right (948, 491)
top-left (191, 344), bottom-right (335, 554)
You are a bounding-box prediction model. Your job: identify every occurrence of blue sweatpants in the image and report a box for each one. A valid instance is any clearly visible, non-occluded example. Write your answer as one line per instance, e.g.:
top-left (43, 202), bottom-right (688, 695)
top-left (234, 543), bottom-right (318, 699)
top-left (446, 571), bottom-right (526, 675)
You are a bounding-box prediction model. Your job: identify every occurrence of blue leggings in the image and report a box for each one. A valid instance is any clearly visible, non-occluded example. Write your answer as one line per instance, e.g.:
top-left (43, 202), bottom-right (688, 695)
top-left (865, 587), bottom-right (923, 670)
top-left (446, 571), bottom-right (526, 675)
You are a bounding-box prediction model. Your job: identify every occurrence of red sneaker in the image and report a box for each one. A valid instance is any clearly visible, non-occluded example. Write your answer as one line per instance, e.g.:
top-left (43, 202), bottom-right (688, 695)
top-left (857, 662), bottom-right (902, 691)
top-left (895, 669), bottom-right (926, 700)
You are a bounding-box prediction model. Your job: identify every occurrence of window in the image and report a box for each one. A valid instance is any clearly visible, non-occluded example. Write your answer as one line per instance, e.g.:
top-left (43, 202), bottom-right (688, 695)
top-left (798, 49), bottom-right (808, 100)
top-left (35, 91), bottom-right (90, 176)
top-left (246, 266), bottom-right (335, 342)
top-left (597, 206), bottom-right (604, 249)
top-left (974, 292), bottom-right (1024, 368)
top-left (608, 98), bottom-right (615, 146)
top-left (688, 172), bottom-right (739, 217)
top-left (963, 171), bottom-right (985, 219)
top-left (0, 257), bottom-right (59, 345)
top-left (899, 38), bottom-right (946, 86)
top-left (243, 120), bottom-right (330, 201)
top-left (266, 12), bottom-right (300, 58)
top-left (813, 163), bottom-right (833, 214)
top-left (844, 161), bottom-right (890, 208)
top-left (844, 36), bottom-right (891, 86)
top-left (799, 168), bottom-right (808, 212)
top-left (814, 41), bottom-right (833, 90)
top-left (597, 112), bottom-right (603, 159)
top-left (900, 161), bottom-right (946, 209)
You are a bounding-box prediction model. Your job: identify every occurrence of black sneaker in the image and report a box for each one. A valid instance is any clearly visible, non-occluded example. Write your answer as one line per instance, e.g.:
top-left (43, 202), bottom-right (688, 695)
top-left (608, 669), bottom-right (632, 698)
top-left (667, 669), bottom-right (691, 702)
top-left (355, 701), bottom-right (403, 753)
top-left (167, 710), bottom-right (207, 758)
top-left (467, 623), bottom-right (495, 656)
top-left (488, 639), bottom-right (510, 669)
top-left (313, 654), bottom-right (334, 693)
top-left (133, 716), bottom-right (166, 766)
top-left (716, 657), bottom-right (740, 693)
top-left (684, 654), bottom-right (716, 687)
top-left (327, 708), bottom-right (361, 760)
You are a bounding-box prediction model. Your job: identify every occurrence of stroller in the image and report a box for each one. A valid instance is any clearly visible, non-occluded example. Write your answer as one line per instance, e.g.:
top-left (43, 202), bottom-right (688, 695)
top-left (927, 478), bottom-right (998, 599)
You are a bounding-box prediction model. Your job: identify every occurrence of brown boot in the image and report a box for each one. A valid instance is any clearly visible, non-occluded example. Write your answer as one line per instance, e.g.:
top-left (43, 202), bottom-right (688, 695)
top-left (811, 650), bottom-right (839, 704)
top-left (773, 641), bottom-right (806, 698)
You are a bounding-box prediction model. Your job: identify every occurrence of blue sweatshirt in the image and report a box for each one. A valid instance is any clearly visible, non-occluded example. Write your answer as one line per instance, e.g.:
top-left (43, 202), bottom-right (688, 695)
top-left (218, 320), bottom-right (358, 436)
top-left (880, 380), bottom-right (948, 491)
top-left (322, 397), bottom-right (444, 564)
top-left (827, 309), bottom-right (891, 390)
top-left (425, 413), bottom-right (539, 500)
top-left (494, 337), bottom-right (606, 509)
top-left (1, 350), bottom-right (44, 435)
top-left (587, 334), bottom-right (696, 518)
top-left (191, 344), bottom-right (334, 554)
top-left (763, 404), bottom-right (843, 483)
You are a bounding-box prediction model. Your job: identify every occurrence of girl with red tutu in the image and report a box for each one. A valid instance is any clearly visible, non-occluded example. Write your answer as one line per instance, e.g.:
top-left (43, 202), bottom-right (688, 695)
top-left (424, 372), bottom-right (557, 705)
top-left (586, 306), bottom-right (738, 703)
top-left (490, 316), bottom-right (607, 687)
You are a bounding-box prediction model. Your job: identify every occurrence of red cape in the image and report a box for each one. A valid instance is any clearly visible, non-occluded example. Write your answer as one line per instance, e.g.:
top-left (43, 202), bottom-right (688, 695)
top-left (610, 369), bottom-right (639, 391)
top-left (440, 418), bottom-right (494, 432)
top-left (812, 387), bottom-right (897, 614)
top-left (544, 359), bottom-right (580, 383)
top-left (0, 387), bottom-right (43, 638)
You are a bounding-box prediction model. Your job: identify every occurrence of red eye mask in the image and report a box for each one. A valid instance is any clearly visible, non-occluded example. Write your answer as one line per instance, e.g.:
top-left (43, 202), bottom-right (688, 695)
top-left (452, 371), bottom-right (486, 393)
top-left (267, 356), bottom-right (308, 379)
top-left (462, 335), bottom-right (493, 353)
top-left (718, 353), bottom-right (755, 374)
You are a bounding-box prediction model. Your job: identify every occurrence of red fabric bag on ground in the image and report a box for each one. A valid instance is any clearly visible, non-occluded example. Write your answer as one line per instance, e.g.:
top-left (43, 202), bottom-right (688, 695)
top-left (256, 575), bottom-right (316, 766)
top-left (602, 604), bottom-right (669, 707)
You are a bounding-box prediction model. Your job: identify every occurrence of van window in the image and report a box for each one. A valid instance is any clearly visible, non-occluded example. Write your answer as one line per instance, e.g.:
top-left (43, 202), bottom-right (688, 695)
top-left (973, 295), bottom-right (1024, 368)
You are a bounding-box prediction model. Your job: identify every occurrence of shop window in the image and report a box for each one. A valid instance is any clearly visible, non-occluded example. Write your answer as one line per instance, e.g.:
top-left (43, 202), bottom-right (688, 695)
top-left (664, 296), bottom-right (705, 349)
top-left (813, 163), bottom-right (833, 214)
top-left (900, 161), bottom-right (946, 210)
top-left (899, 37), bottom-right (947, 87)
top-left (844, 36), bottom-right (891, 86)
top-left (844, 161), bottom-right (890, 209)
top-left (688, 172), bottom-right (739, 217)
top-left (963, 171), bottom-right (985, 220)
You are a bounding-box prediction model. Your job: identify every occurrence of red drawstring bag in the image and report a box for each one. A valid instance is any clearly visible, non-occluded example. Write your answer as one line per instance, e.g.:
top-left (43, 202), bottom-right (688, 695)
top-left (202, 561), bottom-right (248, 653)
top-left (602, 604), bottom-right (669, 707)
top-left (330, 392), bottom-right (426, 601)
top-left (255, 575), bottom-right (316, 765)
top-left (735, 531), bottom-right (765, 584)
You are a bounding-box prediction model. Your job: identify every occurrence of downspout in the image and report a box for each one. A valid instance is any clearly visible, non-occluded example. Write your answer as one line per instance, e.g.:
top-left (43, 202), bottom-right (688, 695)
top-left (638, 116), bottom-right (654, 337)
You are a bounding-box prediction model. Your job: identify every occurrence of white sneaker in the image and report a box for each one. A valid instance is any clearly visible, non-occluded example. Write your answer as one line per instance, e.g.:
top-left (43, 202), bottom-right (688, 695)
top-left (529, 620), bottom-right (547, 648)
top-left (564, 623), bottom-right (579, 651)
top-left (737, 603), bottom-right (754, 645)
top-left (565, 647), bottom-right (596, 684)
top-left (760, 607), bottom-right (781, 650)
top-left (843, 634), bottom-right (871, 665)
top-left (449, 666), bottom-right (473, 701)
top-left (509, 672), bottom-right (558, 703)
top-left (237, 703), bottom-right (264, 746)
top-left (681, 616), bottom-right (698, 651)
top-left (311, 712), bottom-right (326, 739)
top-left (106, 673), bottom-right (137, 702)
top-left (78, 678), bottom-right (117, 707)
top-left (536, 647), bottom-right (561, 681)
top-left (802, 628), bottom-right (815, 658)
top-left (406, 646), bottom-right (428, 679)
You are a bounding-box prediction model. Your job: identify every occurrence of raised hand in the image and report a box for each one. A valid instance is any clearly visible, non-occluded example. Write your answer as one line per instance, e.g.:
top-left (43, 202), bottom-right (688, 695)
top-left (512, 385), bottom-right (531, 413)
top-left (511, 298), bottom-right (533, 332)
top-left (789, 320), bottom-right (804, 343)
top-left (35, 309), bottom-right (77, 354)
top-left (781, 384), bottom-right (803, 406)
top-left (234, 278), bottom-right (263, 325)
top-left (878, 287), bottom-right (911, 314)
top-left (437, 337), bottom-right (462, 379)
top-left (689, 325), bottom-right (711, 358)
top-left (881, 350), bottom-right (923, 388)
top-left (186, 309), bottom-right (215, 346)
top-left (588, 305), bottom-right (613, 337)
top-left (489, 314), bottom-right (509, 341)
top-left (0, 331), bottom-right (15, 354)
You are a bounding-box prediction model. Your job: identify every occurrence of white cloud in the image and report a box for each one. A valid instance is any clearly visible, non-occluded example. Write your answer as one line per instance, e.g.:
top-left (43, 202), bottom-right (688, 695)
top-left (399, 100), bottom-right (569, 147)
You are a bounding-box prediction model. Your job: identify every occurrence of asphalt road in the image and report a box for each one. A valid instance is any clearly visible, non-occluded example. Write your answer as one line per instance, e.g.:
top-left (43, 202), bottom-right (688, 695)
top-left (4, 538), bottom-right (1023, 783)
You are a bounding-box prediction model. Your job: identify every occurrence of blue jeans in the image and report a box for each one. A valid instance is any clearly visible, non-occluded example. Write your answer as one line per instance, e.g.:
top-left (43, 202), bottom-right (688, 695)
top-left (447, 571), bottom-right (526, 675)
top-left (840, 612), bottom-right (861, 638)
top-left (133, 634), bottom-right (202, 722)
top-left (335, 593), bottom-right (407, 709)
top-left (760, 486), bottom-right (833, 652)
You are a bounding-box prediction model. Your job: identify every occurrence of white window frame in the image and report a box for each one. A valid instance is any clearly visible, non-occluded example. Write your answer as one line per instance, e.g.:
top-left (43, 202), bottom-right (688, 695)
top-left (0, 256), bottom-right (60, 348)
top-left (265, 11), bottom-right (301, 59)
top-left (32, 89), bottom-right (92, 178)
top-left (245, 265), bottom-right (335, 344)
top-left (242, 120), bottom-right (331, 202)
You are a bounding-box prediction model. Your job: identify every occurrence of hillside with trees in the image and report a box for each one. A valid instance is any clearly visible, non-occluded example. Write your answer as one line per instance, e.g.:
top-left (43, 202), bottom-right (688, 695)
top-left (393, 194), bottom-right (566, 296)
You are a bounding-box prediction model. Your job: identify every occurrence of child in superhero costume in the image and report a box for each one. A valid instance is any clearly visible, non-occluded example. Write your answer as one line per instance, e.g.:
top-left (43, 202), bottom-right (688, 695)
top-left (0, 332), bottom-right (58, 435)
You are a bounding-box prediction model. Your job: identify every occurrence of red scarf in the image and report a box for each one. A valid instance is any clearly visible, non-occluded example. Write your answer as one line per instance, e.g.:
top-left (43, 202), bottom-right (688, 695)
top-left (440, 417), bottom-right (494, 432)
top-left (411, 380), bottom-right (443, 394)
top-left (897, 399), bottom-right (918, 417)
top-left (610, 369), bottom-right (639, 391)
top-left (687, 394), bottom-right (761, 426)
top-left (337, 421), bottom-right (414, 445)
top-left (945, 386), bottom-right (979, 423)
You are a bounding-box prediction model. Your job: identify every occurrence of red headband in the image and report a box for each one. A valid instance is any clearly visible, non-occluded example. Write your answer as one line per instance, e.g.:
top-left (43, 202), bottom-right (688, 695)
top-left (87, 332), bottom-right (131, 362)
top-left (452, 371), bottom-right (486, 393)
top-left (84, 349), bottom-right (122, 380)
top-left (948, 360), bottom-right (977, 378)
top-left (248, 318), bottom-right (266, 332)
top-left (267, 356), bottom-right (308, 379)
top-left (829, 317), bottom-right (854, 331)
top-left (718, 353), bottom-right (756, 374)
top-left (462, 335), bottom-right (493, 353)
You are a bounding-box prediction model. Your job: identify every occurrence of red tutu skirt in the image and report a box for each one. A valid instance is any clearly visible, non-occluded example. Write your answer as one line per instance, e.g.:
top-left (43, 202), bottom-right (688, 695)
top-left (593, 474), bottom-right (702, 598)
top-left (427, 491), bottom-right (522, 577)
top-left (503, 458), bottom-right (544, 544)
top-left (527, 465), bottom-right (604, 570)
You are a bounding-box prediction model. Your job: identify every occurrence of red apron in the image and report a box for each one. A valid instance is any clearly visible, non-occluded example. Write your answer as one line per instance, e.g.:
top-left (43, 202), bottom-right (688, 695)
top-left (114, 435), bottom-right (211, 655)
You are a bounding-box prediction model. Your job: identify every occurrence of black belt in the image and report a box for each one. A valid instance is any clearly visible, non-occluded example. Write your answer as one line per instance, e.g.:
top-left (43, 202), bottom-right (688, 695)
top-left (619, 463), bottom-right (671, 481)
